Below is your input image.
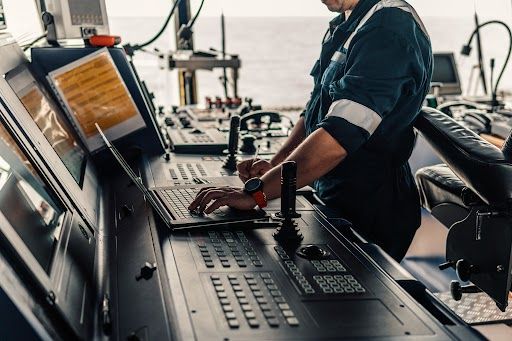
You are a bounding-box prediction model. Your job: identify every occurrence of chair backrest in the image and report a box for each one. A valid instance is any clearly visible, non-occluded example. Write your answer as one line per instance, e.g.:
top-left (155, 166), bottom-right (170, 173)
top-left (414, 107), bottom-right (512, 207)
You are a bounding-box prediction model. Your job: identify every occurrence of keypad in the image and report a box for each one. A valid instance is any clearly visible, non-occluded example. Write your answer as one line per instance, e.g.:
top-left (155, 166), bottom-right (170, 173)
top-left (313, 275), bottom-right (366, 294)
top-left (170, 163), bottom-right (208, 180)
top-left (311, 259), bottom-right (347, 273)
top-left (178, 130), bottom-right (215, 143)
top-left (198, 231), bottom-right (263, 269)
top-left (274, 245), bottom-right (365, 296)
top-left (210, 273), bottom-right (300, 330)
top-left (282, 259), bottom-right (315, 294)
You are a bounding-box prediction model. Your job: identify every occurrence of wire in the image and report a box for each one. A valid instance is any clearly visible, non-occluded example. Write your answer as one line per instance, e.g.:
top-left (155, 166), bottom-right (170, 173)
top-left (131, 0), bottom-right (183, 50)
top-left (464, 20), bottom-right (512, 105)
top-left (22, 33), bottom-right (48, 51)
top-left (188, 0), bottom-right (205, 28)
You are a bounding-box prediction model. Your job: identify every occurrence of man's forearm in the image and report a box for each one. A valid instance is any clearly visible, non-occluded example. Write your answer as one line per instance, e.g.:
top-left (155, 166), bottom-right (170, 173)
top-left (270, 117), bottom-right (306, 166)
top-left (261, 128), bottom-right (347, 200)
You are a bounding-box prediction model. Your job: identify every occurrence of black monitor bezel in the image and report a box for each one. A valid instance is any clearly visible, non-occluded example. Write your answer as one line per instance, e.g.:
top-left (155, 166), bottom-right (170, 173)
top-left (4, 63), bottom-right (89, 187)
top-left (432, 52), bottom-right (462, 96)
top-left (0, 41), bottom-right (100, 229)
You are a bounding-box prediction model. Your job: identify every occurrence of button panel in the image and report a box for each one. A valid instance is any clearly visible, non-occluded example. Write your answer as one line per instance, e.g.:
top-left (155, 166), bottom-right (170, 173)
top-left (198, 231), bottom-right (263, 269)
top-left (313, 275), bottom-right (366, 294)
top-left (274, 245), bottom-right (366, 296)
top-left (209, 273), bottom-right (300, 330)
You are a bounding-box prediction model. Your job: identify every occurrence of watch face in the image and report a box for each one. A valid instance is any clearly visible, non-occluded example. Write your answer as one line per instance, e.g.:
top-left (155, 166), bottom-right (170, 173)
top-left (245, 178), bottom-right (262, 193)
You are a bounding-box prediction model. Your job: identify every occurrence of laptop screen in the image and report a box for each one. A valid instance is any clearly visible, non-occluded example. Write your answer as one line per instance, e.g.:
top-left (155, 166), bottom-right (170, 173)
top-left (95, 123), bottom-right (170, 225)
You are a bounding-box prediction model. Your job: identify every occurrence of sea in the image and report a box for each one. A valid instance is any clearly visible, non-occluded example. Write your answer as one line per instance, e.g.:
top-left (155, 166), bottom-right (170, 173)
top-left (109, 16), bottom-right (512, 108)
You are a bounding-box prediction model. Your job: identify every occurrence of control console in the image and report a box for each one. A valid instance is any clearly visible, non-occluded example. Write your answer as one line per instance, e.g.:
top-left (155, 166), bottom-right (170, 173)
top-left (160, 163), bottom-right (468, 340)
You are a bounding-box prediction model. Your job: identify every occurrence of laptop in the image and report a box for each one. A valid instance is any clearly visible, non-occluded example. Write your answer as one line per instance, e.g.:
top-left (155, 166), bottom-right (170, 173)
top-left (96, 124), bottom-right (266, 229)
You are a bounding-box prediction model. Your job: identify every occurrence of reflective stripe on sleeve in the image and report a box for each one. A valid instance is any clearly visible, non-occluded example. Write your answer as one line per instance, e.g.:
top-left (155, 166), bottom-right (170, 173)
top-left (326, 99), bottom-right (382, 135)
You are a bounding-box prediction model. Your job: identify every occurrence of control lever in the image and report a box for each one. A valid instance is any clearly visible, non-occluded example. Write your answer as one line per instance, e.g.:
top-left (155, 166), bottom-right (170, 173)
top-left (450, 281), bottom-right (482, 301)
top-left (223, 115), bottom-right (240, 171)
top-left (273, 161), bottom-right (303, 244)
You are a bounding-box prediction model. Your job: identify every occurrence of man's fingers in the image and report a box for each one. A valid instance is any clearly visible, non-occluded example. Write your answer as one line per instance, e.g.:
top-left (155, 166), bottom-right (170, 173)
top-left (204, 197), bottom-right (229, 214)
top-left (188, 187), bottom-right (214, 210)
top-left (199, 190), bottom-right (228, 212)
top-left (249, 160), bottom-right (270, 177)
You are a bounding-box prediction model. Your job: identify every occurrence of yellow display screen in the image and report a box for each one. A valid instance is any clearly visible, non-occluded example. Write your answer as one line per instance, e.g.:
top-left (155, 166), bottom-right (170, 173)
top-left (5, 65), bottom-right (87, 185)
top-left (48, 49), bottom-right (145, 151)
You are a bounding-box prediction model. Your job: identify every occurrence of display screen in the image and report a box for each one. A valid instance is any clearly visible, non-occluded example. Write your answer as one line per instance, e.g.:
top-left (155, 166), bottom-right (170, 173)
top-left (48, 49), bottom-right (145, 151)
top-left (5, 65), bottom-right (87, 186)
top-left (432, 54), bottom-right (458, 84)
top-left (0, 0), bottom-right (6, 30)
top-left (69, 0), bottom-right (104, 26)
top-left (0, 120), bottom-right (65, 273)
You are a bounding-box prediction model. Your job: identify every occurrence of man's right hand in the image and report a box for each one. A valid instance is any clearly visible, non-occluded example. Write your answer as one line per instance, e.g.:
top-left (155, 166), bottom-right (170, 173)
top-left (237, 158), bottom-right (273, 182)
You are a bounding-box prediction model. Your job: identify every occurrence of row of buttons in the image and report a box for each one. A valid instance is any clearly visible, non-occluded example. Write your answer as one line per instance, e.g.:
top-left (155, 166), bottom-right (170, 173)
top-left (247, 273), bottom-right (300, 327)
top-left (283, 260), bottom-right (315, 294)
top-left (206, 231), bottom-right (262, 268)
top-left (313, 275), bottom-right (365, 294)
top-left (211, 275), bottom-right (243, 329)
top-left (226, 274), bottom-right (260, 328)
top-left (311, 259), bottom-right (347, 273)
top-left (274, 245), bottom-right (290, 260)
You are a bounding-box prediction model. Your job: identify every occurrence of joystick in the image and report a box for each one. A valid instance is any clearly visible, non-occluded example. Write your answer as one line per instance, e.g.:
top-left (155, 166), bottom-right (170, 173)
top-left (273, 161), bottom-right (303, 244)
top-left (223, 115), bottom-right (240, 171)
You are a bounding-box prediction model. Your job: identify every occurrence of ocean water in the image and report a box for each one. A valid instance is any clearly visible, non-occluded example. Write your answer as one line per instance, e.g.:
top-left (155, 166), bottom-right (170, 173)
top-left (110, 16), bottom-right (512, 107)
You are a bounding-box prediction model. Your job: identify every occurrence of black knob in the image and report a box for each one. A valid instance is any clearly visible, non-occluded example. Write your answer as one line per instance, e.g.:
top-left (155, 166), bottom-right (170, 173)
top-left (456, 259), bottom-right (472, 282)
top-left (136, 262), bottom-right (157, 281)
top-left (240, 134), bottom-right (257, 154)
top-left (281, 161), bottom-right (298, 219)
top-left (227, 115), bottom-right (240, 155)
top-left (450, 280), bottom-right (463, 301)
top-left (164, 117), bottom-right (175, 126)
top-left (450, 280), bottom-right (481, 301)
top-left (297, 245), bottom-right (330, 260)
top-left (439, 261), bottom-right (455, 271)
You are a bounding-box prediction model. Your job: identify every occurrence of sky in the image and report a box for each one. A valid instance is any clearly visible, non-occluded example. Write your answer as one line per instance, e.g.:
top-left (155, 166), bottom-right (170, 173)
top-left (2, 0), bottom-right (512, 44)
top-left (3, 0), bottom-right (512, 19)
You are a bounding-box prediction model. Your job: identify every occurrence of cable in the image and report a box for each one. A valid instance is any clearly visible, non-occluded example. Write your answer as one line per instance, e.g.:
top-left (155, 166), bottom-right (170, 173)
top-left (462, 20), bottom-right (512, 107)
top-left (124, 0), bottom-right (182, 55)
top-left (189, 0), bottom-right (205, 28)
top-left (177, 0), bottom-right (206, 45)
top-left (22, 33), bottom-right (48, 51)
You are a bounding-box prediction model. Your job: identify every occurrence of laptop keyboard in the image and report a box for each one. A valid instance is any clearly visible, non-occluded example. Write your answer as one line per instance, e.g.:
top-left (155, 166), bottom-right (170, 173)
top-left (161, 188), bottom-right (224, 219)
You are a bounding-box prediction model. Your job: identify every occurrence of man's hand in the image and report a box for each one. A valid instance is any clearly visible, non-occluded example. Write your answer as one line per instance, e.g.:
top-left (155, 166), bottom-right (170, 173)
top-left (237, 159), bottom-right (273, 182)
top-left (188, 186), bottom-right (257, 214)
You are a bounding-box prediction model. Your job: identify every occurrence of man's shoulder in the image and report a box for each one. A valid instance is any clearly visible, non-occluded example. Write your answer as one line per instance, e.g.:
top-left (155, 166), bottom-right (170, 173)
top-left (359, 7), bottom-right (429, 47)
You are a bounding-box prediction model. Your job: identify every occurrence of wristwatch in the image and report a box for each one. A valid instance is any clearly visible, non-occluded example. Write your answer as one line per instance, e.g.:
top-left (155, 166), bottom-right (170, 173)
top-left (244, 178), bottom-right (267, 209)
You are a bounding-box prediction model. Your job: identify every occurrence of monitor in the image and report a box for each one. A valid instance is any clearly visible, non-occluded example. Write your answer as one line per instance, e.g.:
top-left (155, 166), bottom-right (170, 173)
top-left (0, 118), bottom-right (64, 274)
top-left (39, 0), bottom-right (109, 40)
top-left (0, 41), bottom-right (100, 227)
top-left (0, 0), bottom-right (6, 30)
top-left (5, 64), bottom-right (87, 185)
top-left (432, 53), bottom-right (462, 96)
top-left (47, 48), bottom-right (146, 152)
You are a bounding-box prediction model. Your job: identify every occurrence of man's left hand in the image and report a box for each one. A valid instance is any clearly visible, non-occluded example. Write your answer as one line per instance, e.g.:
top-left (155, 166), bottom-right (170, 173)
top-left (188, 186), bottom-right (257, 214)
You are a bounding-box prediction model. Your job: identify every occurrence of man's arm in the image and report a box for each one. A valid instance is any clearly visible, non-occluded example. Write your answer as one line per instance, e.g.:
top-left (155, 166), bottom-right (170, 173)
top-left (237, 117), bottom-right (306, 181)
top-left (190, 127), bottom-right (347, 214)
top-left (261, 126), bottom-right (346, 200)
top-left (270, 116), bottom-right (306, 166)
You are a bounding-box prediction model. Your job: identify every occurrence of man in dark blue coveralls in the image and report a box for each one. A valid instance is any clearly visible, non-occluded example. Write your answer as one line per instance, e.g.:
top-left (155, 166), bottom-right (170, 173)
top-left (190, 0), bottom-right (433, 261)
